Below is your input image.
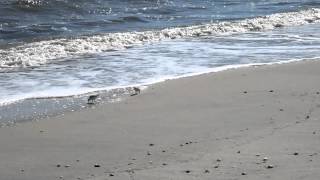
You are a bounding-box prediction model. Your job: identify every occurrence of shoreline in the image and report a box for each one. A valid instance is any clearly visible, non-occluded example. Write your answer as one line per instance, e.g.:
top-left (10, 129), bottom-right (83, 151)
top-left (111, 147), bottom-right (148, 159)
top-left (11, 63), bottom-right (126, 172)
top-left (0, 60), bottom-right (320, 180)
top-left (0, 87), bottom-right (136, 126)
top-left (0, 58), bottom-right (316, 125)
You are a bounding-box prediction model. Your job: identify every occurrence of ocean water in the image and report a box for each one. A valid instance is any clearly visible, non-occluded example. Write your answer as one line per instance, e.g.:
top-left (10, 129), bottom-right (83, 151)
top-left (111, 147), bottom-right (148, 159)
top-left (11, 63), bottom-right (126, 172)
top-left (1, 0), bottom-right (320, 122)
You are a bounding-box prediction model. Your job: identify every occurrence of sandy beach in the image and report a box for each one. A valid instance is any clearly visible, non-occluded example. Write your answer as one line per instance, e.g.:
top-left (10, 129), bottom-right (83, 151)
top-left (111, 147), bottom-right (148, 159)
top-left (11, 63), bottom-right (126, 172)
top-left (1, 60), bottom-right (320, 180)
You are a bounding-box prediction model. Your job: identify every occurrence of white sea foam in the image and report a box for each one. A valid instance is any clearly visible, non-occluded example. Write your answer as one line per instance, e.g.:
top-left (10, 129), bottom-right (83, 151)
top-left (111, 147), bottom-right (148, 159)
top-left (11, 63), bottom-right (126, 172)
top-left (15, 0), bottom-right (44, 7)
top-left (1, 8), bottom-right (320, 69)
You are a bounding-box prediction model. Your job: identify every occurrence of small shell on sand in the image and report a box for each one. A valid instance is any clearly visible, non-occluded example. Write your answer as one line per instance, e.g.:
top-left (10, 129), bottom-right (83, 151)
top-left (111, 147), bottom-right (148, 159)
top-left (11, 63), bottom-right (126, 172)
top-left (263, 157), bottom-right (268, 162)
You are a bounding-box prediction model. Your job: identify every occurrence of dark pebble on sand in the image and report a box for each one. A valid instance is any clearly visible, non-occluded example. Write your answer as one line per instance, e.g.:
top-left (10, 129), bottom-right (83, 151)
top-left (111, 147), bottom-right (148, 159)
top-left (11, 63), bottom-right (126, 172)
top-left (266, 165), bottom-right (274, 169)
top-left (162, 163), bottom-right (167, 166)
top-left (306, 115), bottom-right (310, 119)
top-left (56, 164), bottom-right (61, 167)
top-left (293, 152), bottom-right (299, 156)
top-left (149, 143), bottom-right (154, 147)
top-left (180, 144), bottom-right (184, 147)
top-left (185, 170), bottom-right (191, 174)
top-left (316, 92), bottom-right (319, 95)
top-left (243, 91), bottom-right (248, 94)
top-left (313, 131), bottom-right (316, 134)
top-left (241, 172), bottom-right (247, 175)
top-left (269, 90), bottom-right (274, 93)
top-left (237, 150), bottom-right (241, 154)
top-left (309, 153), bottom-right (317, 156)
top-left (94, 164), bottom-right (101, 168)
top-left (64, 165), bottom-right (70, 168)
top-left (214, 165), bottom-right (219, 168)
top-left (147, 152), bottom-right (152, 156)
top-left (279, 109), bottom-right (284, 111)
top-left (204, 169), bottom-right (210, 173)
top-left (185, 142), bottom-right (189, 145)
top-left (109, 173), bottom-right (114, 177)
top-left (162, 150), bottom-right (166, 153)
top-left (216, 158), bottom-right (222, 162)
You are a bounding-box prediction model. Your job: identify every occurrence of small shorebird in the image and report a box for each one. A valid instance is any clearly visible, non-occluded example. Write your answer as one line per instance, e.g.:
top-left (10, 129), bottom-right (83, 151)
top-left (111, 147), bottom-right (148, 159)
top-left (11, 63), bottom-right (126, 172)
top-left (87, 94), bottom-right (99, 104)
top-left (131, 87), bottom-right (141, 96)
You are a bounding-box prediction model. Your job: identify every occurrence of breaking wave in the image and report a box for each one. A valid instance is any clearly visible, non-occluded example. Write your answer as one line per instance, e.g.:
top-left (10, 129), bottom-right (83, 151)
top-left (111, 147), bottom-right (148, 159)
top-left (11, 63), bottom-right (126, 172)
top-left (14, 0), bottom-right (44, 8)
top-left (1, 8), bottom-right (320, 69)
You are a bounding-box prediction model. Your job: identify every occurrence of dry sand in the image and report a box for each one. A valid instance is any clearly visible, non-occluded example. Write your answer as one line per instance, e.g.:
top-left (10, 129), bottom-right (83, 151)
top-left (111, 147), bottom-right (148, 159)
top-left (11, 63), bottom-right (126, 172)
top-left (0, 60), bottom-right (320, 180)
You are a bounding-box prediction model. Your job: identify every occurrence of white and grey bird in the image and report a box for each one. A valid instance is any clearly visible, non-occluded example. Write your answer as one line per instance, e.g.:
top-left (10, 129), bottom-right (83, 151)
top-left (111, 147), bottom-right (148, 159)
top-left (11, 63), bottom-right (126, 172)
top-left (131, 87), bottom-right (141, 96)
top-left (87, 94), bottom-right (99, 104)
top-left (133, 87), bottom-right (141, 94)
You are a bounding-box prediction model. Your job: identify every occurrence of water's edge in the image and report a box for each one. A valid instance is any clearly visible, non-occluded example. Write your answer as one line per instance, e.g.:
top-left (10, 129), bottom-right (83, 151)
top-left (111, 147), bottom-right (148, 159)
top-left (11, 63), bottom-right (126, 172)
top-left (1, 58), bottom-right (317, 126)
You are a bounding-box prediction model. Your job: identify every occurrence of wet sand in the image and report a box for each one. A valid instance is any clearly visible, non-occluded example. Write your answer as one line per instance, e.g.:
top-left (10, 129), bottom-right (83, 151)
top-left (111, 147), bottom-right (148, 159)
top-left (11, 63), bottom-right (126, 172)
top-left (1, 60), bottom-right (320, 180)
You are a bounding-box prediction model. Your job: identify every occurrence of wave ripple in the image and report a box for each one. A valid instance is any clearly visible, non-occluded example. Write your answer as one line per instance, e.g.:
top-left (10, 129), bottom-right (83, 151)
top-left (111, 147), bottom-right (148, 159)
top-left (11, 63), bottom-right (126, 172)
top-left (1, 8), bottom-right (320, 69)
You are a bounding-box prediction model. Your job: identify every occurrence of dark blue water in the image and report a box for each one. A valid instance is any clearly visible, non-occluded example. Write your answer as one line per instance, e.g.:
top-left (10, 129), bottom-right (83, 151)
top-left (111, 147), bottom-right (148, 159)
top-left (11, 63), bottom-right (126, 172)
top-left (1, 0), bottom-right (319, 46)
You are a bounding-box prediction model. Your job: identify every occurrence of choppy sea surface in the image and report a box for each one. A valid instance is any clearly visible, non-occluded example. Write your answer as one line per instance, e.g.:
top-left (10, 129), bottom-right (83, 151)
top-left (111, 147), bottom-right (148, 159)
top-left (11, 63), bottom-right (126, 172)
top-left (1, 0), bottom-right (320, 123)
